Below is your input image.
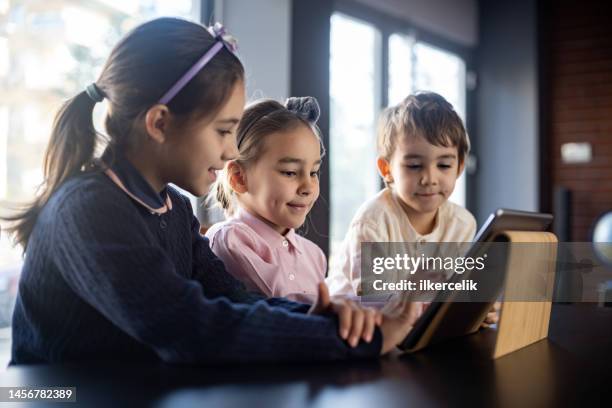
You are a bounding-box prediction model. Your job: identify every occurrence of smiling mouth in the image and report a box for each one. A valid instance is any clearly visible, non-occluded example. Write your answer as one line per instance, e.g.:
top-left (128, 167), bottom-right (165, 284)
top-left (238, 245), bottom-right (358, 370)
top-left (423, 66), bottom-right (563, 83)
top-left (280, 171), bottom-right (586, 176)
top-left (287, 203), bottom-right (310, 210)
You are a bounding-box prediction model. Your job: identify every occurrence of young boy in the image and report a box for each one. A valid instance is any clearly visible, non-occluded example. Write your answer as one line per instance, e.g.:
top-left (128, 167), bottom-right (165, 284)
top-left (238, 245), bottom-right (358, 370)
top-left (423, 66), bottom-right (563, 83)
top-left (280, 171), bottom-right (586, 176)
top-left (327, 92), bottom-right (477, 296)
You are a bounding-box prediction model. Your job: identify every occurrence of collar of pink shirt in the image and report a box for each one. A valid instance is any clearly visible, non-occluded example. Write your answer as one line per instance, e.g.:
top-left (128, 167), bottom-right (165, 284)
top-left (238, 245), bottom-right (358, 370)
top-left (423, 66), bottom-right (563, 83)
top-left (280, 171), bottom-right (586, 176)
top-left (234, 208), bottom-right (304, 254)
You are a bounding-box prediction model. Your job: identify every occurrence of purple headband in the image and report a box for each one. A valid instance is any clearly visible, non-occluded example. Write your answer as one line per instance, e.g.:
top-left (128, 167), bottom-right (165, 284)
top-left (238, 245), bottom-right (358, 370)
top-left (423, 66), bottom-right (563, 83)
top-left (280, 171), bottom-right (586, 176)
top-left (158, 23), bottom-right (238, 105)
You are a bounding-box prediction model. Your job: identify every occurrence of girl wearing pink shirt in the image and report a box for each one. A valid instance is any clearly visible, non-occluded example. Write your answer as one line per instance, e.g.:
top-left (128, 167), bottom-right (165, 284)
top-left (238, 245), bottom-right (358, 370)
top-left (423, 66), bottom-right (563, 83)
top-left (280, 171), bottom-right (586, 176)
top-left (206, 97), bottom-right (327, 303)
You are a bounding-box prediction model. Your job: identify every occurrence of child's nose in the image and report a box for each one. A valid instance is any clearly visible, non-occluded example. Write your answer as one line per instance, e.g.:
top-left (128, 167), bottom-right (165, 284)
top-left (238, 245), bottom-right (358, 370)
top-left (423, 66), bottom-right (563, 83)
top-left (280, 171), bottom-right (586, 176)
top-left (420, 168), bottom-right (438, 186)
top-left (222, 137), bottom-right (239, 161)
top-left (298, 176), bottom-right (314, 195)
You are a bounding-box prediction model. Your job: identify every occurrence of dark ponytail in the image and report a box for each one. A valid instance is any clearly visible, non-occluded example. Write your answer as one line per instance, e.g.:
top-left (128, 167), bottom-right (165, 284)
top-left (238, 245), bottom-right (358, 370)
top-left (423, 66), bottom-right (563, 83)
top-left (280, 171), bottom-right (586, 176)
top-left (44, 91), bottom-right (99, 192)
top-left (3, 17), bottom-right (244, 250)
top-left (4, 90), bottom-right (99, 249)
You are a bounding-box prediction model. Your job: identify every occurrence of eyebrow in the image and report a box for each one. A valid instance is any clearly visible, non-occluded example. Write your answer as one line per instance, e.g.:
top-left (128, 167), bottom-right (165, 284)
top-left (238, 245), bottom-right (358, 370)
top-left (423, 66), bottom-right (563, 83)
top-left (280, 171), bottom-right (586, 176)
top-left (215, 118), bottom-right (240, 125)
top-left (402, 154), bottom-right (457, 160)
top-left (277, 157), bottom-right (322, 165)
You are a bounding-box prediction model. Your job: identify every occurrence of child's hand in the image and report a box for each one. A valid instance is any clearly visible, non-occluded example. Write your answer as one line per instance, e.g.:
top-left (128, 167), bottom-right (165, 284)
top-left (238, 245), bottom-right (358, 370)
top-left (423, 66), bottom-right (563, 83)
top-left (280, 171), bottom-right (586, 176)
top-left (378, 295), bottom-right (424, 355)
top-left (481, 302), bottom-right (501, 328)
top-left (309, 283), bottom-right (383, 347)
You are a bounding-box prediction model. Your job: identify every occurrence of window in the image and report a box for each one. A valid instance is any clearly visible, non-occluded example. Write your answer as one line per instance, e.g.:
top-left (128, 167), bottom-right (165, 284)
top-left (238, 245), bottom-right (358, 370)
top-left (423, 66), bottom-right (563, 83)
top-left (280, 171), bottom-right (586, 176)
top-left (0, 0), bottom-right (197, 369)
top-left (329, 10), bottom-right (469, 265)
top-left (329, 13), bottom-right (381, 268)
top-left (388, 33), bottom-right (414, 106)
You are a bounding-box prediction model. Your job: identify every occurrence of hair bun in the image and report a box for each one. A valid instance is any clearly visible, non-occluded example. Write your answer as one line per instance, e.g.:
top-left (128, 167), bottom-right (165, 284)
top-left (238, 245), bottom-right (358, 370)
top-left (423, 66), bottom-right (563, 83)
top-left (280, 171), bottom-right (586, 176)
top-left (285, 96), bottom-right (320, 124)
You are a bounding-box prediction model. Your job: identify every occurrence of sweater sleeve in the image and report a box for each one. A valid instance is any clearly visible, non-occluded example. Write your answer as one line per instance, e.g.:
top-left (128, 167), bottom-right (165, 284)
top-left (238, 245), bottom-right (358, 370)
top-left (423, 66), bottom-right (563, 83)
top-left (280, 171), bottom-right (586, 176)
top-left (52, 188), bottom-right (353, 363)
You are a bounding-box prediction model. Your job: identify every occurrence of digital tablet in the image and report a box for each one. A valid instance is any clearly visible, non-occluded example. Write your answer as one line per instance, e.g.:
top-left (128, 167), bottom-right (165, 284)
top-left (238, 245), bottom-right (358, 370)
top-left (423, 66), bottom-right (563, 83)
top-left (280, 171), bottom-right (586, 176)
top-left (397, 208), bottom-right (553, 352)
top-left (472, 208), bottom-right (554, 244)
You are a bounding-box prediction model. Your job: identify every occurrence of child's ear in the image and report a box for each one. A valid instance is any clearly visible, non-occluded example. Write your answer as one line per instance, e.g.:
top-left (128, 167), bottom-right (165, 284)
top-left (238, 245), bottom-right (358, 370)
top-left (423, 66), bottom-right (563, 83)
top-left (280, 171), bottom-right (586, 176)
top-left (377, 157), bottom-right (394, 184)
top-left (228, 161), bottom-right (248, 194)
top-left (144, 105), bottom-right (170, 144)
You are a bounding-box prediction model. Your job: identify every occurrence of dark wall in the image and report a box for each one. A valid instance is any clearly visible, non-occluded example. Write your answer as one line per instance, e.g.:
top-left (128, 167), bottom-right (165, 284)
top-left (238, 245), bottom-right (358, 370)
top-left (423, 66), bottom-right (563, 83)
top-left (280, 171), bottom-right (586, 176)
top-left (291, 0), bottom-right (332, 256)
top-left (475, 0), bottom-right (539, 224)
top-left (541, 0), bottom-right (612, 240)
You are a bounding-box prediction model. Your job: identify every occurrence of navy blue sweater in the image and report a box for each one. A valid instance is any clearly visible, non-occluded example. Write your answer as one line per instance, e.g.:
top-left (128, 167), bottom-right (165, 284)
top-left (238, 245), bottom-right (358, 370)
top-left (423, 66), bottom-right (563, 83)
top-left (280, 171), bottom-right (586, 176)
top-left (11, 155), bottom-right (381, 365)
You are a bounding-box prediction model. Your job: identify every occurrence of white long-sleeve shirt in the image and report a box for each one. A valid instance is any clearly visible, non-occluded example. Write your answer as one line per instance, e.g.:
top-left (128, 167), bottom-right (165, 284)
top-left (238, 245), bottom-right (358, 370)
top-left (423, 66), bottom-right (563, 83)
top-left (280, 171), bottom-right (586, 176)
top-left (327, 188), bottom-right (477, 296)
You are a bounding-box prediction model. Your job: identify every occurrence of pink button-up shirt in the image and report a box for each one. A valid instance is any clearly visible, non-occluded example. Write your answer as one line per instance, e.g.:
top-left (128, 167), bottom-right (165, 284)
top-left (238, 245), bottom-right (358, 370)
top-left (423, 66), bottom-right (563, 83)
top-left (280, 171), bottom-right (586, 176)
top-left (205, 208), bottom-right (327, 303)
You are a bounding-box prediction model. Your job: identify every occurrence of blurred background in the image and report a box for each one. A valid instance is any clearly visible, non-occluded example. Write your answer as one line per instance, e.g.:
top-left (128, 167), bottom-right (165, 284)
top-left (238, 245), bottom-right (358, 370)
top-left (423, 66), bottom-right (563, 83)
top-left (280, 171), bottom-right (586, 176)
top-left (0, 0), bottom-right (610, 367)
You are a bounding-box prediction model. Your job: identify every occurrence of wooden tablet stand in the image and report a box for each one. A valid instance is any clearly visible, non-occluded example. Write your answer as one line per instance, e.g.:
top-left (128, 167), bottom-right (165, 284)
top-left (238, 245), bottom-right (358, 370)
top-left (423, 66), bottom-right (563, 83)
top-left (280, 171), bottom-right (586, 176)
top-left (491, 230), bottom-right (558, 359)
